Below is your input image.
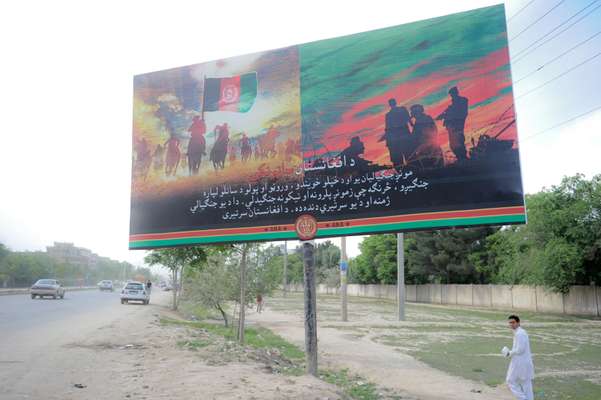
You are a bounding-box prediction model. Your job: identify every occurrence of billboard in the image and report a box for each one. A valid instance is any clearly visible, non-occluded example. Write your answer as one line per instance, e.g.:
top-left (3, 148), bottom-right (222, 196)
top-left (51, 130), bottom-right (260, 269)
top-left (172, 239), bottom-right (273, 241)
top-left (130, 4), bottom-right (525, 249)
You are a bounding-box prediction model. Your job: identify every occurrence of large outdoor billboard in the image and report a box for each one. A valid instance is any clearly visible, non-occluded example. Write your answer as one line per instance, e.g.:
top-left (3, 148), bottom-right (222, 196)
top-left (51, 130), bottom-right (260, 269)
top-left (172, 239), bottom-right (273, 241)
top-left (130, 4), bottom-right (525, 249)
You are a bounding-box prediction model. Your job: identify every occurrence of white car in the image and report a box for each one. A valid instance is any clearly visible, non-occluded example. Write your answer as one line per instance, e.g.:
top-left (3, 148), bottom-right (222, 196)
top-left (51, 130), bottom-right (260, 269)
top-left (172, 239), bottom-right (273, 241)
top-left (98, 280), bottom-right (114, 291)
top-left (31, 279), bottom-right (65, 299)
top-left (120, 282), bottom-right (150, 305)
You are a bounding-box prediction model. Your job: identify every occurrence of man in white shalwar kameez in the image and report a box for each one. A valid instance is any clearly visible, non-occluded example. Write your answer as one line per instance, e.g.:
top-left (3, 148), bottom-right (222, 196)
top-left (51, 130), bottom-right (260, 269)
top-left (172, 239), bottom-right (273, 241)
top-left (502, 315), bottom-right (534, 400)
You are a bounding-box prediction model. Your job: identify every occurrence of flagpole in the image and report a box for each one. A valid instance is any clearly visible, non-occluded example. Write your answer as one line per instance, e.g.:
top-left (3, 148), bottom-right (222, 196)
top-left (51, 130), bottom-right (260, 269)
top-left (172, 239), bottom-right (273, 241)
top-left (201, 75), bottom-right (205, 120)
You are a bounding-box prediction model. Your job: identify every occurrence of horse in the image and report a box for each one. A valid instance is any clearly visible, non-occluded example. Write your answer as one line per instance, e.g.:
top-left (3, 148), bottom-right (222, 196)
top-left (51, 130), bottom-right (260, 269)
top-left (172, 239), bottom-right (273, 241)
top-left (258, 126), bottom-right (280, 158)
top-left (164, 137), bottom-right (181, 176)
top-left (187, 136), bottom-right (206, 175)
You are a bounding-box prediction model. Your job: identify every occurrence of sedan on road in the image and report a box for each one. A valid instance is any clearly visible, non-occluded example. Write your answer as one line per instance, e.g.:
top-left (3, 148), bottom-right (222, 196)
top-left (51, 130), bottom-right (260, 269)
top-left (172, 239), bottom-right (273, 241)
top-left (30, 279), bottom-right (65, 299)
top-left (120, 282), bottom-right (149, 305)
top-left (97, 280), bottom-right (114, 292)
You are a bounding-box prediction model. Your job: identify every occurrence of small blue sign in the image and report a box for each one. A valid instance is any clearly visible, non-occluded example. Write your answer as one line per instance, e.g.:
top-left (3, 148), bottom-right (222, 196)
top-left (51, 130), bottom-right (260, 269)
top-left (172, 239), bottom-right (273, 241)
top-left (340, 261), bottom-right (348, 272)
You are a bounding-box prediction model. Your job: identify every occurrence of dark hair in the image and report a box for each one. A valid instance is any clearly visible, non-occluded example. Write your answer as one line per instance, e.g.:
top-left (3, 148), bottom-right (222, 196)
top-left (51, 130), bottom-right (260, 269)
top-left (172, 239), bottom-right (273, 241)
top-left (508, 315), bottom-right (520, 323)
top-left (388, 98), bottom-right (397, 107)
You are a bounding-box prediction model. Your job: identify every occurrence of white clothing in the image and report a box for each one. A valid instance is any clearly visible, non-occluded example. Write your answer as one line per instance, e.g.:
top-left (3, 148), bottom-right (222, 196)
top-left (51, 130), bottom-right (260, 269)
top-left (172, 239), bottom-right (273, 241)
top-left (506, 326), bottom-right (534, 399)
top-left (507, 378), bottom-right (533, 400)
top-left (506, 326), bottom-right (534, 381)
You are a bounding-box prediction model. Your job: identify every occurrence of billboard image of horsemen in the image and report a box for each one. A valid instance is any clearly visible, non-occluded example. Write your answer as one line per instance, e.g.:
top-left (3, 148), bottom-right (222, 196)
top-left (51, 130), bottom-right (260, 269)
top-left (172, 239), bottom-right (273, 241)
top-left (130, 4), bottom-right (525, 249)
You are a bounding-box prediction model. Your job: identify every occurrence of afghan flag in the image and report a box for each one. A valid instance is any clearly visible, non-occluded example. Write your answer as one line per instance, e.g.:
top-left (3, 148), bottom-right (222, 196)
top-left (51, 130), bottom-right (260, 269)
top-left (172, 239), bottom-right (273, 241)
top-left (203, 72), bottom-right (257, 113)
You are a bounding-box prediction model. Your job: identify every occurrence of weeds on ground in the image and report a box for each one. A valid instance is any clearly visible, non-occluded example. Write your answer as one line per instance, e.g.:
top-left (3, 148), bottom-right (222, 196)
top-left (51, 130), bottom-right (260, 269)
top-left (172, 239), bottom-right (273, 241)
top-left (320, 369), bottom-right (380, 400)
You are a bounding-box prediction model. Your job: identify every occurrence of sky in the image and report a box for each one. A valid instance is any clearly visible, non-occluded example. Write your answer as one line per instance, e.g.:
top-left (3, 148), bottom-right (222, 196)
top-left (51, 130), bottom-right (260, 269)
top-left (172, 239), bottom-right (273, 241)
top-left (0, 0), bottom-right (599, 266)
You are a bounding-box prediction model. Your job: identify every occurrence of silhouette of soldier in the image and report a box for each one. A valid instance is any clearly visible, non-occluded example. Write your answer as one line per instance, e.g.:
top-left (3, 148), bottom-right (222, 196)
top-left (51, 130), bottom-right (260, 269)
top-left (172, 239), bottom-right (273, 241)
top-left (338, 136), bottom-right (372, 175)
top-left (436, 87), bottom-right (468, 161)
top-left (410, 104), bottom-right (443, 169)
top-left (379, 98), bottom-right (411, 168)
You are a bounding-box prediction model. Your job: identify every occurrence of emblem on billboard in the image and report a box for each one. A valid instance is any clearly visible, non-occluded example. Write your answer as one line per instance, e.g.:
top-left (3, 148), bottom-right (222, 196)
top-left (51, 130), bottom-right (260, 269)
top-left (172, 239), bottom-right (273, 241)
top-left (221, 84), bottom-right (239, 103)
top-left (295, 214), bottom-right (318, 240)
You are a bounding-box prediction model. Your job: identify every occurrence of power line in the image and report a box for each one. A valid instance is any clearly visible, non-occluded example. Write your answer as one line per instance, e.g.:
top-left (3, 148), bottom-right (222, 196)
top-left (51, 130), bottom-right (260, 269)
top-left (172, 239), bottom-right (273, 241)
top-left (522, 104), bottom-right (601, 141)
top-left (507, 0), bottom-right (537, 22)
top-left (514, 29), bottom-right (601, 84)
top-left (516, 51), bottom-right (601, 99)
top-left (509, 0), bottom-right (566, 42)
top-left (512, 1), bottom-right (601, 62)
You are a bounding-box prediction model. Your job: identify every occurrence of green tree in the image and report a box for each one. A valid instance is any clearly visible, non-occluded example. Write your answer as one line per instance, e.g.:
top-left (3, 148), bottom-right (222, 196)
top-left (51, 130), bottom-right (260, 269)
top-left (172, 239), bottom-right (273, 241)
top-left (353, 234), bottom-right (398, 284)
top-left (145, 247), bottom-right (208, 310)
top-left (407, 227), bottom-right (499, 284)
top-left (477, 174), bottom-right (601, 292)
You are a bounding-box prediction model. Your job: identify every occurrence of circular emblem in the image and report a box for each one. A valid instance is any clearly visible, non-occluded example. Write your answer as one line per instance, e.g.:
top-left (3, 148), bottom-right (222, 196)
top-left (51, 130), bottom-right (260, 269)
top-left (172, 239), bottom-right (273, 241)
top-left (221, 84), bottom-right (239, 103)
top-left (295, 214), bottom-right (318, 241)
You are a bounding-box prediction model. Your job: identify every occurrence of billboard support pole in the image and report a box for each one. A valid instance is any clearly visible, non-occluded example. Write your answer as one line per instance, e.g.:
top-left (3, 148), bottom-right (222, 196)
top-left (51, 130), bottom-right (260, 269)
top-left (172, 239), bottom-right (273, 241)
top-left (302, 240), bottom-right (318, 376)
top-left (283, 241), bottom-right (288, 297)
top-left (341, 236), bottom-right (348, 322)
top-left (397, 233), bottom-right (405, 321)
top-left (237, 243), bottom-right (249, 344)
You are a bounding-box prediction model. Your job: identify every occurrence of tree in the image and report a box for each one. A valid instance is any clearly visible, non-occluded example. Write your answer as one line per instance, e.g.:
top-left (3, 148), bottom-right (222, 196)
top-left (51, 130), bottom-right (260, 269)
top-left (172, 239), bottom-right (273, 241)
top-left (476, 174), bottom-right (601, 292)
top-left (352, 234), bottom-right (397, 284)
top-left (407, 227), bottom-right (499, 284)
top-left (145, 247), bottom-right (208, 310)
top-left (185, 248), bottom-right (238, 326)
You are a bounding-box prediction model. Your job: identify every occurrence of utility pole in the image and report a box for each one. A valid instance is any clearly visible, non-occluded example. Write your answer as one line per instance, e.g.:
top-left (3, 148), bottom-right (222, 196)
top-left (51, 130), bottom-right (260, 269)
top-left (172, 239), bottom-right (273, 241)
top-left (397, 233), bottom-right (405, 321)
top-left (340, 236), bottom-right (348, 322)
top-left (283, 241), bottom-right (288, 297)
top-left (302, 240), bottom-right (318, 376)
top-left (238, 244), bottom-right (249, 344)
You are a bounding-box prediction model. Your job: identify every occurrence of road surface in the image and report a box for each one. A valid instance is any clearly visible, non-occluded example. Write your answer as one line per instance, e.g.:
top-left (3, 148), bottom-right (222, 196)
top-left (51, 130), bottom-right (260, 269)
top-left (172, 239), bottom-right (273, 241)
top-left (0, 289), bottom-right (161, 399)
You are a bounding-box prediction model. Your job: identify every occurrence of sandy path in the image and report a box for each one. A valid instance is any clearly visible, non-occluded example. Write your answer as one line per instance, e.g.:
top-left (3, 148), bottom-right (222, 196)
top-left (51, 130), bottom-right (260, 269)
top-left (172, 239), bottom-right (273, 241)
top-left (248, 304), bottom-right (515, 400)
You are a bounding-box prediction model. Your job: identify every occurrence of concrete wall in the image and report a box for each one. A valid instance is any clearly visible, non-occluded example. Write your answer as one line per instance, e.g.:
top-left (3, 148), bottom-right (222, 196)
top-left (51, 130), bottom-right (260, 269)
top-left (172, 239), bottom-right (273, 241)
top-left (491, 285), bottom-right (513, 309)
top-left (287, 283), bottom-right (600, 316)
top-left (511, 285), bottom-right (537, 311)
top-left (473, 285), bottom-right (493, 308)
top-left (456, 285), bottom-right (473, 306)
top-left (564, 286), bottom-right (598, 316)
top-left (536, 286), bottom-right (564, 314)
top-left (441, 284), bottom-right (457, 305)
top-left (406, 285), bottom-right (417, 302)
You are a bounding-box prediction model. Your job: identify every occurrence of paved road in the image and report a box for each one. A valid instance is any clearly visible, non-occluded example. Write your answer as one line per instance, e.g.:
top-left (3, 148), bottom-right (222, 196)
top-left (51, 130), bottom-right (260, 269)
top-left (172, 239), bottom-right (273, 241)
top-left (0, 289), bottom-right (119, 335)
top-left (0, 289), bottom-right (165, 399)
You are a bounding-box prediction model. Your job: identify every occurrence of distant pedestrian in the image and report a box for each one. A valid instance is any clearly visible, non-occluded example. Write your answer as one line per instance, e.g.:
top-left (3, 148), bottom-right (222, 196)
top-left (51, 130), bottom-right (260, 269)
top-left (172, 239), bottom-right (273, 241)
top-left (502, 315), bottom-right (534, 400)
top-left (256, 293), bottom-right (264, 313)
top-left (146, 280), bottom-right (152, 294)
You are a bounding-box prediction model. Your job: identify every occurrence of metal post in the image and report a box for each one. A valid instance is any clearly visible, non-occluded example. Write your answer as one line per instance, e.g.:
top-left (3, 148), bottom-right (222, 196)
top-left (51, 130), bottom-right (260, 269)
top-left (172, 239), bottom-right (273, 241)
top-left (238, 244), bottom-right (249, 344)
top-left (302, 241), bottom-right (318, 376)
top-left (397, 233), bottom-right (405, 321)
top-left (341, 236), bottom-right (348, 322)
top-left (283, 241), bottom-right (288, 297)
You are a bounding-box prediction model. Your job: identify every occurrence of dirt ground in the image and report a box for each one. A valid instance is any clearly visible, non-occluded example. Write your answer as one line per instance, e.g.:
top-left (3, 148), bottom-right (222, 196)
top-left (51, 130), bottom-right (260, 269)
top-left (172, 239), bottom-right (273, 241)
top-left (1, 291), bottom-right (343, 400)
top-left (251, 292), bottom-right (601, 400)
top-left (248, 293), bottom-right (514, 400)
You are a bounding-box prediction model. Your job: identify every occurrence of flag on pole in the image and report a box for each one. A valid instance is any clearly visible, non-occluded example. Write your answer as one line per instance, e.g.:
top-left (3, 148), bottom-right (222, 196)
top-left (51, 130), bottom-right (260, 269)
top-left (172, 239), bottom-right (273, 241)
top-left (203, 72), bottom-right (257, 113)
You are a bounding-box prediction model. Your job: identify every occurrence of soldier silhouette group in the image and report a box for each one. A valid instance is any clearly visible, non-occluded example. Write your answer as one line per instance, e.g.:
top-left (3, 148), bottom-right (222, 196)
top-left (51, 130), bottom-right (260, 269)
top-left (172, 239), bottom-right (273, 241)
top-left (379, 86), bottom-right (469, 169)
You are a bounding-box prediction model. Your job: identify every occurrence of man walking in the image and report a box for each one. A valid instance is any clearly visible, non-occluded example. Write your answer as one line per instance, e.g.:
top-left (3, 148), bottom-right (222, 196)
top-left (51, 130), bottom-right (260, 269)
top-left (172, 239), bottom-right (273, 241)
top-left (502, 315), bottom-right (534, 400)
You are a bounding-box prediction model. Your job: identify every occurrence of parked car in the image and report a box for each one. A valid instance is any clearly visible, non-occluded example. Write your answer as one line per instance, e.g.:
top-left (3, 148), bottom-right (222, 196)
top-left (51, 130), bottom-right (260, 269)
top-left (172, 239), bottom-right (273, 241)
top-left (120, 281), bottom-right (149, 305)
top-left (31, 279), bottom-right (65, 299)
top-left (97, 280), bottom-right (114, 292)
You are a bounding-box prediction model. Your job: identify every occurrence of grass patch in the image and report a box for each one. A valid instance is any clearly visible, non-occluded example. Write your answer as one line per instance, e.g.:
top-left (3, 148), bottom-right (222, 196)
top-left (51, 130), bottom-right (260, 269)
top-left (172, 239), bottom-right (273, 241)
top-left (320, 369), bottom-right (380, 400)
top-left (177, 339), bottom-right (211, 350)
top-left (160, 317), bottom-right (303, 360)
top-left (244, 326), bottom-right (304, 360)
